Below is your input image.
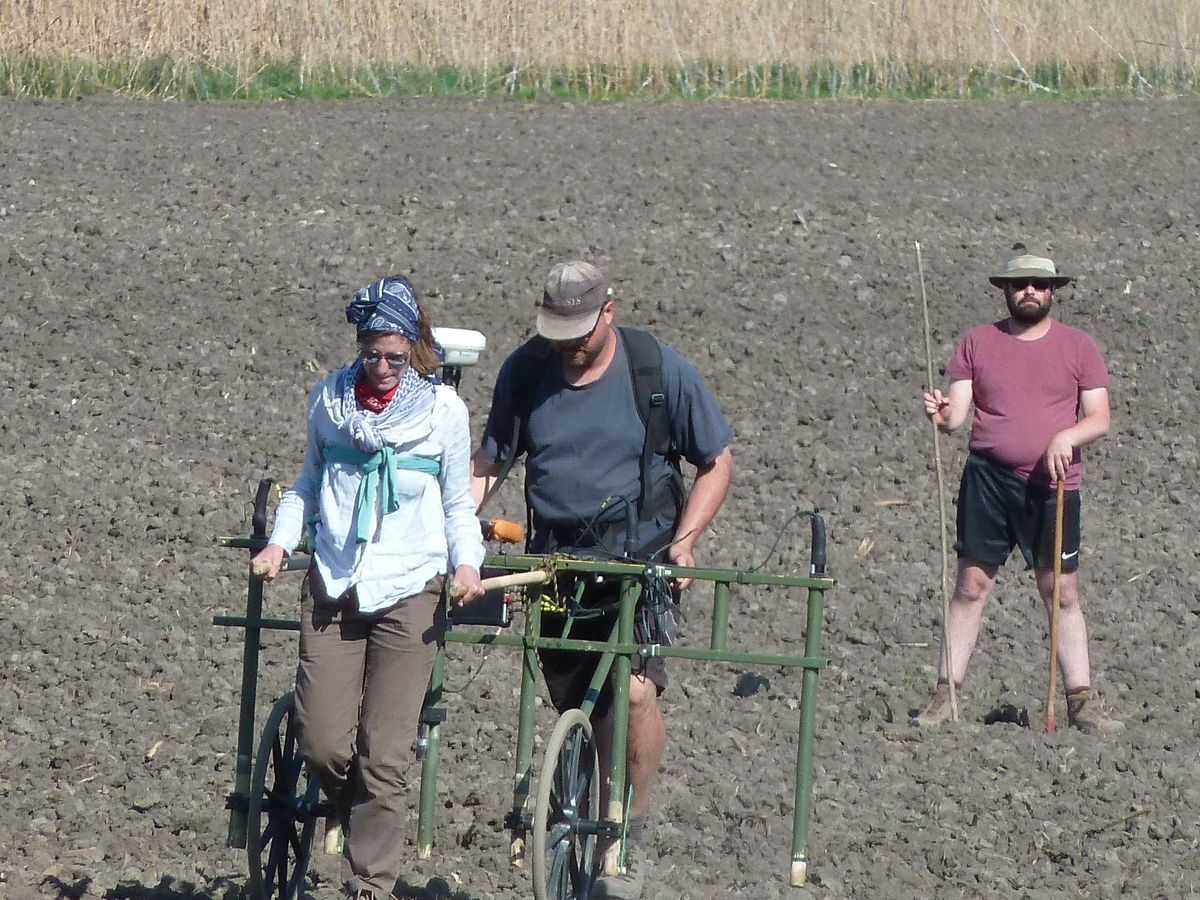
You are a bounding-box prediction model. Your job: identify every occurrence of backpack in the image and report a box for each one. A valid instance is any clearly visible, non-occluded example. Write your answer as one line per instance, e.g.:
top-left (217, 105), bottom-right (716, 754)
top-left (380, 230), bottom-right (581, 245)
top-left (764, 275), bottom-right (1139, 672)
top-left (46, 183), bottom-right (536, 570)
top-left (482, 326), bottom-right (684, 555)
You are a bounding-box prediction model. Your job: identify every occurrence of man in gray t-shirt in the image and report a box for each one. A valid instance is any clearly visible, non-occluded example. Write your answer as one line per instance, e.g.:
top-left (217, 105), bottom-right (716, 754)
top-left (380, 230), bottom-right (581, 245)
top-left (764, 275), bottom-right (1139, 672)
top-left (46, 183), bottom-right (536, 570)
top-left (471, 260), bottom-right (733, 899)
top-left (480, 316), bottom-right (732, 554)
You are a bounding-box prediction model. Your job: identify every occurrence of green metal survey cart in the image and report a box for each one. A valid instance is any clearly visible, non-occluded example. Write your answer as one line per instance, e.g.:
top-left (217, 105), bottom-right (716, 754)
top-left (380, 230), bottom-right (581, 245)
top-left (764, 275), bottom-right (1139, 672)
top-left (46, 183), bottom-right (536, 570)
top-left (214, 476), bottom-right (835, 899)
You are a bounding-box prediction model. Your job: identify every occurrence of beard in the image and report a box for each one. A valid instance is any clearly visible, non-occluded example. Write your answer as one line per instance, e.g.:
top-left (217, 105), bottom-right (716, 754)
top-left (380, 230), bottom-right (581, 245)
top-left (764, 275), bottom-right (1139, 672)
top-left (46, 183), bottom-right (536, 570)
top-left (1006, 292), bottom-right (1053, 325)
top-left (556, 336), bottom-right (606, 370)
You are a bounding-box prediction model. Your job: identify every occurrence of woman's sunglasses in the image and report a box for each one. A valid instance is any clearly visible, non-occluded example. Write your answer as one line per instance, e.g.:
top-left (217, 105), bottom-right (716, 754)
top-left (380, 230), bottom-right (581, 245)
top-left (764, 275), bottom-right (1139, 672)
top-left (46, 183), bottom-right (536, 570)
top-left (359, 350), bottom-right (411, 369)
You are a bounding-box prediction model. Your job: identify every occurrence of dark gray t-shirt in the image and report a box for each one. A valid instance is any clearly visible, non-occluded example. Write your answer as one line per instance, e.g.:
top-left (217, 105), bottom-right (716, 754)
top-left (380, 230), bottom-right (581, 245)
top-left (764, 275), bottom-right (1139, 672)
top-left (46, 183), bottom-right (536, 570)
top-left (481, 331), bottom-right (733, 551)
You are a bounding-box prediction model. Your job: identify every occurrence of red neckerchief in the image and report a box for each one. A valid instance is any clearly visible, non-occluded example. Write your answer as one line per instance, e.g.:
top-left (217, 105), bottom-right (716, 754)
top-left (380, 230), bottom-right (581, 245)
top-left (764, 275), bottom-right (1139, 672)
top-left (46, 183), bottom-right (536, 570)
top-left (354, 377), bottom-right (398, 413)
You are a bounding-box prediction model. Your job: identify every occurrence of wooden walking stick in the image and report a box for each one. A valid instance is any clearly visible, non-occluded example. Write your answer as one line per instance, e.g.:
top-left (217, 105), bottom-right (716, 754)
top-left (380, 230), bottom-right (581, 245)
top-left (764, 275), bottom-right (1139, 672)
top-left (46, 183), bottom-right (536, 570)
top-left (1045, 478), bottom-right (1065, 733)
top-left (915, 241), bottom-right (957, 722)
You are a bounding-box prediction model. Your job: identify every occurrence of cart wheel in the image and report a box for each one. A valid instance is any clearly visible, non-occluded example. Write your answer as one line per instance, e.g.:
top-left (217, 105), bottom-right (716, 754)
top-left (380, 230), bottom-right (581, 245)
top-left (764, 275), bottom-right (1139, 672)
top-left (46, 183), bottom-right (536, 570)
top-left (532, 709), bottom-right (601, 900)
top-left (246, 692), bottom-right (322, 900)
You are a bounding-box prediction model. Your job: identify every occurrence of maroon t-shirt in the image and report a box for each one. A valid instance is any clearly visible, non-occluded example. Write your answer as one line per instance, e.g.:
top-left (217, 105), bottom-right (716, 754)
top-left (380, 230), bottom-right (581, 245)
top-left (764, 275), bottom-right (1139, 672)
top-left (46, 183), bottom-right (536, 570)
top-left (946, 319), bottom-right (1109, 489)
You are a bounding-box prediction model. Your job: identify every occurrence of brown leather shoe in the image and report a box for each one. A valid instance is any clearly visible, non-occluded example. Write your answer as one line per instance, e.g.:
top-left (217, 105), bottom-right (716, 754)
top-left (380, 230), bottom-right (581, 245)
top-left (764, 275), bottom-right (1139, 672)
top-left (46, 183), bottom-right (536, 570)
top-left (1066, 688), bottom-right (1125, 735)
top-left (910, 681), bottom-right (964, 726)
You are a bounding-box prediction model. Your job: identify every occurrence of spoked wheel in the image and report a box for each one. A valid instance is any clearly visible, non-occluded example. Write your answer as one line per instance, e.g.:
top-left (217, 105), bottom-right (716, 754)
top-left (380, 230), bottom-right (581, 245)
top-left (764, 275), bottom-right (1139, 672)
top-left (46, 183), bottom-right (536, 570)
top-left (532, 709), bottom-right (602, 900)
top-left (246, 692), bottom-right (323, 900)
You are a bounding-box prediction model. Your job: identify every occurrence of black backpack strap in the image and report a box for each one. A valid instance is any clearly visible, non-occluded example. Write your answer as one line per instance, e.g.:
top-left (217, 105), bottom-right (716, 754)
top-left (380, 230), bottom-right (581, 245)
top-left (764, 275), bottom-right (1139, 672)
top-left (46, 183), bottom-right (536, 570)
top-left (478, 335), bottom-right (553, 515)
top-left (618, 327), bottom-right (680, 517)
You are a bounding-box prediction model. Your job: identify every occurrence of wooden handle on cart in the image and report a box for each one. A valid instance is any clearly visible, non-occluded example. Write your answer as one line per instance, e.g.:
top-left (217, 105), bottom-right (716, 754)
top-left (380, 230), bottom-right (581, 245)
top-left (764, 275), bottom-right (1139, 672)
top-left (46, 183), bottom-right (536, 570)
top-left (449, 569), bottom-right (552, 602)
top-left (249, 517), bottom-right (525, 581)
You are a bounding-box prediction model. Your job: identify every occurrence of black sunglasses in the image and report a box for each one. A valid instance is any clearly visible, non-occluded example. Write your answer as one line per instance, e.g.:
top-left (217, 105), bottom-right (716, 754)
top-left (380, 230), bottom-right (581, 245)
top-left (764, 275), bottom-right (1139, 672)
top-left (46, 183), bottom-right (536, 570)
top-left (1008, 278), bottom-right (1054, 291)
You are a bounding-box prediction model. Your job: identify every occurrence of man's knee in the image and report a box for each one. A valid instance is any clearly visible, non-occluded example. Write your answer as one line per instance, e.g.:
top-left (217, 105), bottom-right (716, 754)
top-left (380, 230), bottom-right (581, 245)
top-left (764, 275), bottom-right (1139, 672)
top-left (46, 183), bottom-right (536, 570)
top-left (628, 674), bottom-right (659, 709)
top-left (954, 563), bottom-right (997, 604)
top-left (1037, 570), bottom-right (1080, 609)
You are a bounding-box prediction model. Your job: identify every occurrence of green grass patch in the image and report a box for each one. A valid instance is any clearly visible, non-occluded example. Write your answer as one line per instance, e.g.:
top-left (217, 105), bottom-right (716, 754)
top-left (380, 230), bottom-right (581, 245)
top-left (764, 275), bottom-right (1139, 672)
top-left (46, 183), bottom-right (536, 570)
top-left (2, 54), bottom-right (1196, 100)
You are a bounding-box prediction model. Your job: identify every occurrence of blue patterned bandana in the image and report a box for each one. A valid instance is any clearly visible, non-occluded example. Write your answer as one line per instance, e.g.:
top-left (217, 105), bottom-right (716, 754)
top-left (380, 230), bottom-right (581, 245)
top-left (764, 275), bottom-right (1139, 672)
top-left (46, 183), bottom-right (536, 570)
top-left (345, 276), bottom-right (420, 340)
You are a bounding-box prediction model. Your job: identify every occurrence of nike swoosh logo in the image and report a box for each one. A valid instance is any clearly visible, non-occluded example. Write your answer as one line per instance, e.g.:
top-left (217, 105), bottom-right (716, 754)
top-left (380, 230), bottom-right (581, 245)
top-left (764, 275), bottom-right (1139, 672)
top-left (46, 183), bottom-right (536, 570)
top-left (1061, 550), bottom-right (1079, 560)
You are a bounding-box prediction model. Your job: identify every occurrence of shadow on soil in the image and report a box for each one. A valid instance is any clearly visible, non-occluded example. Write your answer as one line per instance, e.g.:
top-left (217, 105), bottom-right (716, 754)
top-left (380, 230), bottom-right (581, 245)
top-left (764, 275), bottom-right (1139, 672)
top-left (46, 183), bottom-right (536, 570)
top-left (393, 877), bottom-right (480, 900)
top-left (42, 870), bottom-right (483, 899)
top-left (41, 875), bottom-right (244, 900)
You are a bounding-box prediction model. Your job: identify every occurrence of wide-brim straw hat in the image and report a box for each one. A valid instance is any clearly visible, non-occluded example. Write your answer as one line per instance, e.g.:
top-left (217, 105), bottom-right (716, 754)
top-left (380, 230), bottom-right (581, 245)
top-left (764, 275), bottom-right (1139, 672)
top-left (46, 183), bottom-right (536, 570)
top-left (989, 248), bottom-right (1072, 288)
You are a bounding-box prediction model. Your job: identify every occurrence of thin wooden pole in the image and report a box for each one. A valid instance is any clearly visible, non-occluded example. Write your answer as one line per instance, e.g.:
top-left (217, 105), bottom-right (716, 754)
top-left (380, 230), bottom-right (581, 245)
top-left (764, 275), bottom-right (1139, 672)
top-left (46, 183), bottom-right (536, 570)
top-left (915, 241), bottom-right (957, 722)
top-left (1045, 479), bottom-right (1065, 733)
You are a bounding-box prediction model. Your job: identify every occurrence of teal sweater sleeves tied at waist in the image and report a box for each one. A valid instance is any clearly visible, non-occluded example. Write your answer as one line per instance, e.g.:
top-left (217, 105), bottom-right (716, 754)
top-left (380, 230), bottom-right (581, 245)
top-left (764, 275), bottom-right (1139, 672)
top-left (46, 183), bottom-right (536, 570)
top-left (322, 446), bottom-right (442, 544)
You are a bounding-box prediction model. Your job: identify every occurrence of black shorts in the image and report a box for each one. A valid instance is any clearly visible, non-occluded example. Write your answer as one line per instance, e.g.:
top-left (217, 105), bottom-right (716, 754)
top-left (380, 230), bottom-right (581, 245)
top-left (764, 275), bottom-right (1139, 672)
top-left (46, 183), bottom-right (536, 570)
top-left (538, 577), bottom-right (671, 718)
top-left (956, 453), bottom-right (1081, 573)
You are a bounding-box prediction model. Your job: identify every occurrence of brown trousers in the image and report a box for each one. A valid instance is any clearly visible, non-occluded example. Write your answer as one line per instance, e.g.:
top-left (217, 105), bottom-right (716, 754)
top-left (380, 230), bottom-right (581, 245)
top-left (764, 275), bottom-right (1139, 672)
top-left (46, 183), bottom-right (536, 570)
top-left (294, 568), bottom-right (446, 897)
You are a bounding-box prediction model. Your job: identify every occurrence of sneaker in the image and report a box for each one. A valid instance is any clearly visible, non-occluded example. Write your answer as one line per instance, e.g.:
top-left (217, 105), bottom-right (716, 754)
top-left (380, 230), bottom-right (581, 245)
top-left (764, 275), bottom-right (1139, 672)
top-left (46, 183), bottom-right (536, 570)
top-left (1066, 688), bottom-right (1125, 735)
top-left (591, 841), bottom-right (645, 899)
top-left (909, 681), bottom-right (964, 727)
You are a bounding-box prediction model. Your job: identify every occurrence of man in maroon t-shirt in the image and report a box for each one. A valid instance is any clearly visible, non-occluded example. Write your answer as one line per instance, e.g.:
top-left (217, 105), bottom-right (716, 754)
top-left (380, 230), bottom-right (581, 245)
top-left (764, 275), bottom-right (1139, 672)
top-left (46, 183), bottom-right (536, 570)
top-left (913, 244), bottom-right (1123, 734)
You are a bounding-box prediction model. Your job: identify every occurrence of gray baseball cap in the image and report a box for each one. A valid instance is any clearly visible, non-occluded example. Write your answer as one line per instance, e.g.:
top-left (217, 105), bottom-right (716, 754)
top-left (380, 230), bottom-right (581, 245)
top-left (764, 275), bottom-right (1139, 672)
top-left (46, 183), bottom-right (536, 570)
top-left (536, 261), bottom-right (611, 341)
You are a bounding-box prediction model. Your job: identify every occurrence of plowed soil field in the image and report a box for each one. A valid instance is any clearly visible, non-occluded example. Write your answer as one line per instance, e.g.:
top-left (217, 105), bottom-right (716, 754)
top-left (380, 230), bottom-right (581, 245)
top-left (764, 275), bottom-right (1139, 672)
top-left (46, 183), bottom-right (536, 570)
top-left (2, 96), bottom-right (1198, 900)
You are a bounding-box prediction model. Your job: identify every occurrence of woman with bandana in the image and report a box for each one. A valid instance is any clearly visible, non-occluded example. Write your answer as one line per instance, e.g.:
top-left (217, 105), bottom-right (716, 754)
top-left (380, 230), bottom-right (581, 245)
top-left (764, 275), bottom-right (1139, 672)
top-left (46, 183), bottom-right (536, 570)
top-left (251, 275), bottom-right (485, 900)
